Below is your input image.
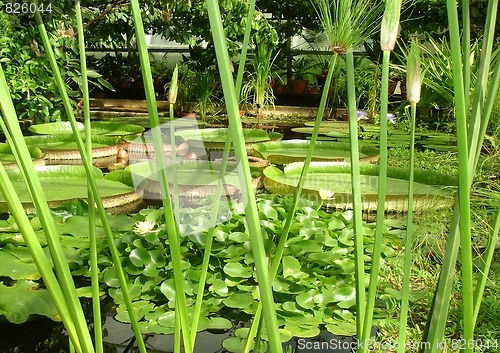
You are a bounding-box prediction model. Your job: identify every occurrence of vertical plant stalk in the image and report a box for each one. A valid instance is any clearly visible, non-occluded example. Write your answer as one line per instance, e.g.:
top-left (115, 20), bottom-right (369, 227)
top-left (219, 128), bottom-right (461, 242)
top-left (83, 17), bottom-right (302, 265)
top-left (462, 0), bottom-right (470, 112)
top-left (243, 55), bottom-right (337, 353)
top-left (3, 14), bottom-right (98, 353)
top-left (467, 0), bottom-right (498, 161)
top-left (169, 66), bottom-right (180, 220)
top-left (205, 1), bottom-right (282, 351)
top-left (75, 2), bottom-right (103, 352)
top-left (359, 50), bottom-right (390, 350)
top-left (129, 1), bottom-right (193, 352)
top-left (34, 11), bottom-right (148, 353)
top-left (235, 0), bottom-right (257, 96)
top-left (423, 11), bottom-right (499, 348)
top-left (397, 103), bottom-right (417, 352)
top-left (346, 49), bottom-right (366, 336)
top-left (445, 0), bottom-right (474, 349)
top-left (0, 110), bottom-right (82, 353)
top-left (191, 0), bottom-right (257, 340)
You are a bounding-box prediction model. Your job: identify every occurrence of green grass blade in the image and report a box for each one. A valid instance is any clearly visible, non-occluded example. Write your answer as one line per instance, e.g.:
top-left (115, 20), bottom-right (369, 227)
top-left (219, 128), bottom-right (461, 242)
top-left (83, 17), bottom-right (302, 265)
top-left (468, 0), bottom-right (498, 162)
top-left (205, 1), bottom-right (282, 351)
top-left (75, 2), bottom-right (103, 352)
top-left (472, 209), bottom-right (500, 325)
top-left (346, 49), bottom-right (366, 336)
top-left (129, 1), bottom-right (192, 351)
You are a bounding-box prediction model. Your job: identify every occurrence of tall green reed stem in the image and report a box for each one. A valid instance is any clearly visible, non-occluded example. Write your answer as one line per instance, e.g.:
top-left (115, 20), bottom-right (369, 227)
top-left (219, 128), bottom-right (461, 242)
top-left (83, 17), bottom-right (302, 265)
top-left (397, 103), bottom-right (417, 351)
top-left (128, 1), bottom-right (192, 351)
top-left (190, 0), bottom-right (257, 341)
top-left (345, 49), bottom-right (366, 336)
top-left (34, 11), bottom-right (148, 353)
top-left (422, 0), bottom-right (499, 349)
top-left (0, 84), bottom-right (84, 353)
top-left (243, 54), bottom-right (337, 353)
top-left (423, 11), bottom-right (499, 348)
top-left (206, 0), bottom-right (282, 351)
top-left (444, 0), bottom-right (474, 347)
top-left (359, 49), bottom-right (390, 350)
top-left (3, 15), bottom-right (97, 352)
top-left (169, 66), bottom-right (180, 220)
top-left (75, 2), bottom-right (103, 351)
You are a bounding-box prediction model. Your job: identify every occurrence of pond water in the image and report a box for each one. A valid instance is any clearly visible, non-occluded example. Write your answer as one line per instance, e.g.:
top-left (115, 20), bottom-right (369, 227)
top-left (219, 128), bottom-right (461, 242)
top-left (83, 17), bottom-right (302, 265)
top-left (0, 315), bottom-right (356, 353)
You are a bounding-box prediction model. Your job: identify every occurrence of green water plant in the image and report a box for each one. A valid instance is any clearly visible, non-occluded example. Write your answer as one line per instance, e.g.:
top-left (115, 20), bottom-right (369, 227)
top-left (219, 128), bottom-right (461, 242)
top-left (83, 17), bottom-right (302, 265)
top-left (397, 38), bottom-right (421, 353)
top-left (359, 0), bottom-right (402, 350)
top-left (422, 0), bottom-right (499, 350)
top-left (311, 0), bottom-right (384, 337)
top-left (206, 1), bottom-right (282, 351)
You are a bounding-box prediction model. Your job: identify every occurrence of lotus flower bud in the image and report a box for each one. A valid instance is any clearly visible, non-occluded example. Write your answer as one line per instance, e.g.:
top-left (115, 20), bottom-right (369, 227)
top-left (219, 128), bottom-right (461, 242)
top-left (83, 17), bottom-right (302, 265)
top-left (380, 0), bottom-right (402, 51)
top-left (406, 39), bottom-right (422, 104)
top-left (168, 64), bottom-right (179, 105)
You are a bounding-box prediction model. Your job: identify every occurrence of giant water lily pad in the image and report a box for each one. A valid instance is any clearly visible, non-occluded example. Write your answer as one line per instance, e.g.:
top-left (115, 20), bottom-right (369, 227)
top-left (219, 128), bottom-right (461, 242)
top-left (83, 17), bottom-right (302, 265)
top-left (22, 134), bottom-right (126, 167)
top-left (90, 121), bottom-right (145, 136)
top-left (28, 121), bottom-right (144, 136)
top-left (253, 140), bottom-right (379, 164)
top-left (0, 165), bottom-right (141, 214)
top-left (127, 160), bottom-right (250, 207)
top-left (0, 143), bottom-right (44, 167)
top-left (28, 121), bottom-right (85, 135)
top-left (263, 162), bottom-right (457, 213)
top-left (175, 128), bottom-right (282, 152)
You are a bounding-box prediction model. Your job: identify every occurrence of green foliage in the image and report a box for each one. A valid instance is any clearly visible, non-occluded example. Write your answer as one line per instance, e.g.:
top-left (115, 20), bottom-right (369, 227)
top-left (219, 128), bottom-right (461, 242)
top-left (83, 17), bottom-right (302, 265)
top-left (0, 10), bottom-right (77, 122)
top-left (70, 197), bottom-right (399, 337)
top-left (0, 5), bottom-right (114, 123)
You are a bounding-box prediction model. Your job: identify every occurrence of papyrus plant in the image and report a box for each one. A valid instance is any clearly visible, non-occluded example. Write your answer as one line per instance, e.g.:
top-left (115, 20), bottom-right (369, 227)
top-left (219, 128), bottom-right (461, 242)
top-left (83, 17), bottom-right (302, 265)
top-left (311, 0), bottom-right (384, 338)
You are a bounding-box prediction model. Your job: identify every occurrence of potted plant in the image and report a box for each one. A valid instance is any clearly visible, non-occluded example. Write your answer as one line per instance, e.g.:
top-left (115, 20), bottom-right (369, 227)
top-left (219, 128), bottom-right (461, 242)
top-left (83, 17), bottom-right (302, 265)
top-left (290, 56), bottom-right (314, 94)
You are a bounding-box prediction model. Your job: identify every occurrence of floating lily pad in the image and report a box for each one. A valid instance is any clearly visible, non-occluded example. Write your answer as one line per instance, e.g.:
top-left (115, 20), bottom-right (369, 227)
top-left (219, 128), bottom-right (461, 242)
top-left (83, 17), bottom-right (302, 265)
top-left (28, 121), bottom-right (84, 135)
top-left (0, 280), bottom-right (59, 323)
top-left (0, 165), bottom-right (140, 214)
top-left (0, 143), bottom-right (44, 167)
top-left (22, 134), bottom-right (126, 167)
top-left (253, 140), bottom-right (379, 164)
top-left (263, 162), bottom-right (457, 213)
top-left (175, 128), bottom-right (282, 151)
top-left (90, 121), bottom-right (145, 136)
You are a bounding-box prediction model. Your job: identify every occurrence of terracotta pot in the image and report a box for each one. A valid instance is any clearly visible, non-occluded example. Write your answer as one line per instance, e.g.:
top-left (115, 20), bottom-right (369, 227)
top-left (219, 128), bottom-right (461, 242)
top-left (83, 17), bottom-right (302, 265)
top-left (316, 74), bottom-right (327, 86)
top-left (290, 79), bottom-right (308, 94)
top-left (274, 84), bottom-right (284, 94)
top-left (308, 87), bottom-right (320, 95)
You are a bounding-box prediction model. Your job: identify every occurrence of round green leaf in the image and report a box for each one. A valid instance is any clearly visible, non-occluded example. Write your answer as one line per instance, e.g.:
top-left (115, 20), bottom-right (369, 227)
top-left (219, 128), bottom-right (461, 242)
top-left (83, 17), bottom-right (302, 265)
top-left (223, 262), bottom-right (252, 278)
top-left (296, 292), bottom-right (315, 310)
top-left (332, 284), bottom-right (356, 302)
top-left (129, 247), bottom-right (152, 267)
